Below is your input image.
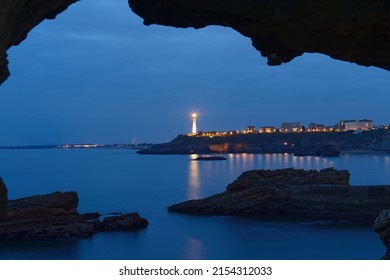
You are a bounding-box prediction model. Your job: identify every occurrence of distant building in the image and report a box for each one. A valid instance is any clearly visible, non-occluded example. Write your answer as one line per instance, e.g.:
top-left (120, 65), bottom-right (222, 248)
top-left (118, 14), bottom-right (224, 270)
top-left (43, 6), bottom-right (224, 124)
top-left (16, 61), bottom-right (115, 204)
top-left (259, 126), bottom-right (277, 133)
top-left (198, 131), bottom-right (227, 137)
top-left (307, 123), bottom-right (326, 132)
top-left (280, 122), bottom-right (302, 133)
top-left (326, 126), bottom-right (336, 132)
top-left (339, 119), bottom-right (374, 131)
top-left (243, 126), bottom-right (257, 134)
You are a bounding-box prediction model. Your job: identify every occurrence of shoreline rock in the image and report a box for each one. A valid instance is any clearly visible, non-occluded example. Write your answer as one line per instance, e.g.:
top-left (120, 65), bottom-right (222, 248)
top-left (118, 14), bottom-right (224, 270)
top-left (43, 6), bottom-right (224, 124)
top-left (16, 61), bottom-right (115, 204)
top-left (0, 182), bottom-right (148, 240)
top-left (168, 168), bottom-right (390, 224)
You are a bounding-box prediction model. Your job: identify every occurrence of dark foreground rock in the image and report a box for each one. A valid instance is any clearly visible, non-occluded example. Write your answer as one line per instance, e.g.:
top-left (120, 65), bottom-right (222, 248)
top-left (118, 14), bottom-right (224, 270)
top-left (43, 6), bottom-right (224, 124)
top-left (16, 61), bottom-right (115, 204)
top-left (374, 210), bottom-right (390, 260)
top-left (129, 0), bottom-right (390, 72)
top-left (0, 0), bottom-right (78, 85)
top-left (0, 178), bottom-right (7, 219)
top-left (0, 184), bottom-right (148, 240)
top-left (169, 168), bottom-right (390, 224)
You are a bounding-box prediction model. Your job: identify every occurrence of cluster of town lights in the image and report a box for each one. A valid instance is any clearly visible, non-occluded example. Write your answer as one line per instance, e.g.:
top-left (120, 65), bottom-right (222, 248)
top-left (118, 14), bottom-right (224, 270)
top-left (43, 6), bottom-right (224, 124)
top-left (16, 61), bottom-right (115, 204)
top-left (188, 114), bottom-right (388, 138)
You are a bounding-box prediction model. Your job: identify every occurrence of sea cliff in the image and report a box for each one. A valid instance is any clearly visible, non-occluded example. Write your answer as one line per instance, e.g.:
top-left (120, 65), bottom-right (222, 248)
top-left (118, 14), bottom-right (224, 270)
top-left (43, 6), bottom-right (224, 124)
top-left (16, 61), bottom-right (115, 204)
top-left (138, 130), bottom-right (390, 155)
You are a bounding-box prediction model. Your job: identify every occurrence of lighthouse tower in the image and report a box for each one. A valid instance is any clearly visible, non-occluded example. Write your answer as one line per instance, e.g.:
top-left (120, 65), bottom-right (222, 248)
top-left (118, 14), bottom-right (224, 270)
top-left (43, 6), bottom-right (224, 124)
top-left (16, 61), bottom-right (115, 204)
top-left (191, 113), bottom-right (198, 134)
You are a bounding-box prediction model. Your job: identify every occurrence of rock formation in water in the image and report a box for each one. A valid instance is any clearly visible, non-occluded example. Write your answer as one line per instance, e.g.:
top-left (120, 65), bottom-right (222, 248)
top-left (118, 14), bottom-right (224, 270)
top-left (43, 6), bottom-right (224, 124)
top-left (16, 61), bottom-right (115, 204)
top-left (374, 209), bottom-right (390, 260)
top-left (0, 0), bottom-right (78, 85)
top-left (168, 168), bottom-right (390, 224)
top-left (0, 181), bottom-right (148, 240)
top-left (0, 178), bottom-right (7, 218)
top-left (129, 0), bottom-right (390, 71)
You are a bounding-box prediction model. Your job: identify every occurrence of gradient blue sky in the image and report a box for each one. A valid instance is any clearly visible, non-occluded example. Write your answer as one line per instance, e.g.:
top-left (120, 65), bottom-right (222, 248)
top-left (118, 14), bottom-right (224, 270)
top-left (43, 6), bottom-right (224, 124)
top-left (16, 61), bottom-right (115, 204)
top-left (0, 0), bottom-right (389, 145)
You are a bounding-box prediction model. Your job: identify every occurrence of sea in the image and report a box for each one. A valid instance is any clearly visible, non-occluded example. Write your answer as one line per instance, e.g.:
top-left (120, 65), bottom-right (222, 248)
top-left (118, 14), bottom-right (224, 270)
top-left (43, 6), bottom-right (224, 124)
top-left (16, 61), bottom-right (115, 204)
top-left (0, 149), bottom-right (389, 260)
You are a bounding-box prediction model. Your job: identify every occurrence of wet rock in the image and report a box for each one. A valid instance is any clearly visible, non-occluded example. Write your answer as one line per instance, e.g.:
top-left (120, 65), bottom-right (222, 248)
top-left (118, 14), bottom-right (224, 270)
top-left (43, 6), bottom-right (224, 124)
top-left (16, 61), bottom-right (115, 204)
top-left (0, 178), bottom-right (7, 219)
top-left (374, 209), bottom-right (390, 260)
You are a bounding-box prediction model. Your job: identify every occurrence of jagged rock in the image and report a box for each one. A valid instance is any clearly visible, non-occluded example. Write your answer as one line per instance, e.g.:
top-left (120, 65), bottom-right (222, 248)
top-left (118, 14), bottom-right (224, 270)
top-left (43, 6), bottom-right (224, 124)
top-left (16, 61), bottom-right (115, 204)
top-left (1, 1), bottom-right (390, 85)
top-left (129, 0), bottom-right (390, 71)
top-left (374, 209), bottom-right (390, 260)
top-left (0, 177), bottom-right (8, 219)
top-left (0, 0), bottom-right (78, 85)
top-left (0, 190), bottom-right (148, 240)
top-left (169, 168), bottom-right (390, 223)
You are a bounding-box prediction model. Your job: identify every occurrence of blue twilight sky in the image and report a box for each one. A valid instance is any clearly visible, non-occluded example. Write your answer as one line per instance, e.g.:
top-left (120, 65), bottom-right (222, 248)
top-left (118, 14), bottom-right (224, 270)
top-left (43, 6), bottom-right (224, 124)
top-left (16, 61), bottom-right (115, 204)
top-left (0, 0), bottom-right (389, 145)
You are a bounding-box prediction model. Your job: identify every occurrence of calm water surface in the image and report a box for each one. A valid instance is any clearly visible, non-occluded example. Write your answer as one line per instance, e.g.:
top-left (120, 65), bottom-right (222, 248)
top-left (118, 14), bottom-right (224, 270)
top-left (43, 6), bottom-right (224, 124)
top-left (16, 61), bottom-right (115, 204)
top-left (0, 149), bottom-right (389, 260)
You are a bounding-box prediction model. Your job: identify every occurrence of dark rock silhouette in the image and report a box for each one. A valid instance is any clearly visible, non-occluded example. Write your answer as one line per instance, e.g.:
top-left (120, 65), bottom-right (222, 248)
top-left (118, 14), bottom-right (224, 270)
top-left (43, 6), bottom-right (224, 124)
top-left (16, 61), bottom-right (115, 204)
top-left (1, 1), bottom-right (390, 85)
top-left (0, 178), bottom-right (7, 219)
top-left (374, 210), bottom-right (390, 260)
top-left (129, 0), bottom-right (390, 71)
top-left (0, 0), bottom-right (78, 85)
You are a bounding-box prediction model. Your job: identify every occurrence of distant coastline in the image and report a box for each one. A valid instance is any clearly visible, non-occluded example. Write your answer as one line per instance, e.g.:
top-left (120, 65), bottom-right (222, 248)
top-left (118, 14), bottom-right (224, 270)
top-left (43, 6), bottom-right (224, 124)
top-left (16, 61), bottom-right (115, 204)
top-left (0, 143), bottom-right (152, 150)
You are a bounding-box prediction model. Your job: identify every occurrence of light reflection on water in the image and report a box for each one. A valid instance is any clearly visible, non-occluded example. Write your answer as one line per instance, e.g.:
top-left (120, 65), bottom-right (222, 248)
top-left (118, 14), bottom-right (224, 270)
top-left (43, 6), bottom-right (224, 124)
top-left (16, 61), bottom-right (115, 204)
top-left (188, 155), bottom-right (201, 199)
top-left (187, 153), bottom-right (390, 200)
top-left (0, 150), bottom-right (389, 259)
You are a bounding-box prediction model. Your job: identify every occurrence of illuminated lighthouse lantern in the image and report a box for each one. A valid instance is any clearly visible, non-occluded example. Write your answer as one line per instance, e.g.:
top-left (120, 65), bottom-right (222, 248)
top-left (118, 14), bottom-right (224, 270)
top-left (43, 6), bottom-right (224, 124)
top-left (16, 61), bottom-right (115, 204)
top-left (191, 112), bottom-right (198, 134)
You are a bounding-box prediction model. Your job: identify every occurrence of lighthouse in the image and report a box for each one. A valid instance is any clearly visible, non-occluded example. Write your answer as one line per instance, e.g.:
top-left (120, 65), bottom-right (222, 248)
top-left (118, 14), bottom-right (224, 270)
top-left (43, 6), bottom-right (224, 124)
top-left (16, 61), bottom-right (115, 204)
top-left (191, 112), bottom-right (198, 134)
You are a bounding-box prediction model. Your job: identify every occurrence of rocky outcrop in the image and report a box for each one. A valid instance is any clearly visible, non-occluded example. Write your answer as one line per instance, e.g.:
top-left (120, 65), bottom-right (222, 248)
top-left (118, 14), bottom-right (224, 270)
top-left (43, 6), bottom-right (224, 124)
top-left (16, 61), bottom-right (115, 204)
top-left (0, 178), bottom-right (7, 219)
top-left (0, 0), bottom-right (78, 85)
top-left (374, 210), bottom-right (390, 260)
top-left (169, 168), bottom-right (390, 224)
top-left (0, 181), bottom-right (148, 240)
top-left (129, 0), bottom-right (390, 71)
top-left (226, 168), bottom-right (350, 191)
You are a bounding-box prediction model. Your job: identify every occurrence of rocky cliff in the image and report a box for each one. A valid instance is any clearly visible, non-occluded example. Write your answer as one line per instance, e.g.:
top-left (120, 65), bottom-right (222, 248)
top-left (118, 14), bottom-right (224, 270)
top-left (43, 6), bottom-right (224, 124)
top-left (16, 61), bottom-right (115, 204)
top-left (138, 129), bottom-right (390, 155)
top-left (374, 210), bottom-right (390, 259)
top-left (168, 168), bottom-right (390, 224)
top-left (0, 180), bottom-right (148, 240)
top-left (0, 0), bottom-right (78, 85)
top-left (129, 0), bottom-right (390, 71)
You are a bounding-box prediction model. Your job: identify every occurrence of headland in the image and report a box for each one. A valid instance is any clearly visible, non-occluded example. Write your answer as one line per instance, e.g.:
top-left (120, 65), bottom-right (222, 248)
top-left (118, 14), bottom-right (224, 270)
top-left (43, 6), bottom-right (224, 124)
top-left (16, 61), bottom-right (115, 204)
top-left (138, 129), bottom-right (390, 156)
